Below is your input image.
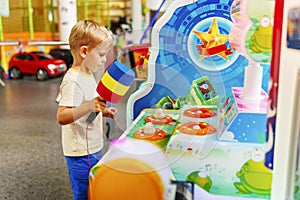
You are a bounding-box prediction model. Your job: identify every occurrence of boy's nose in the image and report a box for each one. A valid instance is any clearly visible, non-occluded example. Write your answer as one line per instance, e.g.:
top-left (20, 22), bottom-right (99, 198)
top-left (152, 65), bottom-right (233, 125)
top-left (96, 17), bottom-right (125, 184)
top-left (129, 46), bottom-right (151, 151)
top-left (101, 57), bottom-right (107, 62)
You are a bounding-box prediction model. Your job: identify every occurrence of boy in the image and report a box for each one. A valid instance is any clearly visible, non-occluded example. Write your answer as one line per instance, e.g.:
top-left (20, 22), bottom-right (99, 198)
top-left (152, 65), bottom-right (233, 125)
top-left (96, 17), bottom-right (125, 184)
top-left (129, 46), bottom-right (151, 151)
top-left (57, 20), bottom-right (116, 200)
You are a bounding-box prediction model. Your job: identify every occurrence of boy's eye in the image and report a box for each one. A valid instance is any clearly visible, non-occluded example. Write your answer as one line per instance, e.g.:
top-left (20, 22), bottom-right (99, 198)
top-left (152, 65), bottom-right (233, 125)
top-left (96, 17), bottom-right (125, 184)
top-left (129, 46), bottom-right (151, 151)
top-left (97, 51), bottom-right (106, 56)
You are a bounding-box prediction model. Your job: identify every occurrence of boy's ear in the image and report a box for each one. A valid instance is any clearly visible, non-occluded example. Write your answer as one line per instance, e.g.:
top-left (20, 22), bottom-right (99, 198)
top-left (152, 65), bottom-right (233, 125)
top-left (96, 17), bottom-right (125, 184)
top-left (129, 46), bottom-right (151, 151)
top-left (79, 45), bottom-right (88, 58)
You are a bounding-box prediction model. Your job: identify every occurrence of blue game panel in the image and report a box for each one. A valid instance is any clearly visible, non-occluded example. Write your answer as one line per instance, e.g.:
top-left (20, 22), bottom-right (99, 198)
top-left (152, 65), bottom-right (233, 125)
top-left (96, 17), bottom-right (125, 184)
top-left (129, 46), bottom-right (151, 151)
top-left (133, 0), bottom-right (270, 119)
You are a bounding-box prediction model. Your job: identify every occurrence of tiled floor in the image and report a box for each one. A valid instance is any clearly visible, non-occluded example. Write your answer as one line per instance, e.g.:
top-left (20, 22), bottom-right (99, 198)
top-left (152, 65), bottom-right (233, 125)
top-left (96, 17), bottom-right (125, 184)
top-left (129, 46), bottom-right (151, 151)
top-left (0, 76), bottom-right (73, 199)
top-left (0, 76), bottom-right (125, 200)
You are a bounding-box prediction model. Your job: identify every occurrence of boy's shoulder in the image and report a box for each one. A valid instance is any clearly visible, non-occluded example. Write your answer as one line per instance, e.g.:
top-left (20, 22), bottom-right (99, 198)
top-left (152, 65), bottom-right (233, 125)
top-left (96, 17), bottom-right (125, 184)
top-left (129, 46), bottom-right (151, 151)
top-left (62, 69), bottom-right (77, 81)
top-left (61, 68), bottom-right (94, 85)
top-left (60, 69), bottom-right (85, 86)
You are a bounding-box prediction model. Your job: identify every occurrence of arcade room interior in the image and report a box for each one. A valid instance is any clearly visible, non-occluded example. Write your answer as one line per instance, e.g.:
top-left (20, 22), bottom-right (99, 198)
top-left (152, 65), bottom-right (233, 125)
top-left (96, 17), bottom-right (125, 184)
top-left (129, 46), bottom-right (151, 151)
top-left (1, 0), bottom-right (300, 199)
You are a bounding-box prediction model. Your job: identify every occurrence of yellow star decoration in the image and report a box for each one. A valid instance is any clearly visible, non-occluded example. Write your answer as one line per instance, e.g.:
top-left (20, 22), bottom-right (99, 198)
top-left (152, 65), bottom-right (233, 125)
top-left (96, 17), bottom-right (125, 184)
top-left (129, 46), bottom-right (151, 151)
top-left (193, 18), bottom-right (232, 61)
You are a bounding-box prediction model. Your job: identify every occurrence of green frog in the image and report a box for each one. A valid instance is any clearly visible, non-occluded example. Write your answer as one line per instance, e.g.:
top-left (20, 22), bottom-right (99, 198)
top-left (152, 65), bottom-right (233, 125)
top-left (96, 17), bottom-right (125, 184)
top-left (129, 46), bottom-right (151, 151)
top-left (186, 171), bottom-right (212, 192)
top-left (234, 148), bottom-right (272, 195)
top-left (249, 16), bottom-right (273, 54)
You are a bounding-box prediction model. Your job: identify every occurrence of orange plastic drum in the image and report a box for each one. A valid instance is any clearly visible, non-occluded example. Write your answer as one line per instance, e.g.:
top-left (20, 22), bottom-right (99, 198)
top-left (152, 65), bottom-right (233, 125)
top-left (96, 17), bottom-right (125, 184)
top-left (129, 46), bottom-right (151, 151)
top-left (88, 158), bottom-right (164, 200)
top-left (177, 122), bottom-right (216, 136)
top-left (183, 107), bottom-right (215, 118)
top-left (134, 128), bottom-right (167, 141)
top-left (145, 115), bottom-right (174, 125)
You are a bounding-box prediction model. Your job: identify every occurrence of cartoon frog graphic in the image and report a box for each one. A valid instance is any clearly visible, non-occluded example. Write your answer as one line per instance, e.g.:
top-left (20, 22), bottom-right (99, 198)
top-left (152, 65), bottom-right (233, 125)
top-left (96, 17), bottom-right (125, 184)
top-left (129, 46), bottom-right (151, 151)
top-left (234, 148), bottom-right (272, 195)
top-left (295, 175), bottom-right (299, 194)
top-left (249, 16), bottom-right (273, 53)
top-left (186, 171), bottom-right (212, 192)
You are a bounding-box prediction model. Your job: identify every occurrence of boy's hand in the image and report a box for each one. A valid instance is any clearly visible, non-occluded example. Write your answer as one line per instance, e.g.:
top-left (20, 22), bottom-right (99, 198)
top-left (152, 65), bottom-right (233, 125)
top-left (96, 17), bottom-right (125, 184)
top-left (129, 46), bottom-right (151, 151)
top-left (89, 96), bottom-right (107, 112)
top-left (102, 107), bottom-right (117, 118)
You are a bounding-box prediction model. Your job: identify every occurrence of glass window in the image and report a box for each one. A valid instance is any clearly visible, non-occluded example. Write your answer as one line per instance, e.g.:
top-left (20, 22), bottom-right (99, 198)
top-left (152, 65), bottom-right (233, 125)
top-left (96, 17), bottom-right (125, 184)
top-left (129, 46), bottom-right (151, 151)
top-left (36, 54), bottom-right (52, 60)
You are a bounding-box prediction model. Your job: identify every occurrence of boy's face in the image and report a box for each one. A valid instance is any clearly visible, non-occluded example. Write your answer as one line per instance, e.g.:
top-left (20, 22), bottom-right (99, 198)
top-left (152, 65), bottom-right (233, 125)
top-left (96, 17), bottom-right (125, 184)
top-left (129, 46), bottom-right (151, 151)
top-left (82, 41), bottom-right (112, 73)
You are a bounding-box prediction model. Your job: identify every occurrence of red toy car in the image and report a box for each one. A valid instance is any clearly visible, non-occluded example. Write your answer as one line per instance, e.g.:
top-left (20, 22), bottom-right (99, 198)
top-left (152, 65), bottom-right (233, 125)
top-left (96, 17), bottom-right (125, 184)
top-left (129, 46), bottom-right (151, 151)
top-left (8, 51), bottom-right (67, 81)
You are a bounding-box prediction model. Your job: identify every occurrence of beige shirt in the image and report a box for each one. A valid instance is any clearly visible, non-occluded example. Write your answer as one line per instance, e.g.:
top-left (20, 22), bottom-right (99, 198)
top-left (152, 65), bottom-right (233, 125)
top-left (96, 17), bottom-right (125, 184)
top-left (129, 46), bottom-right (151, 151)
top-left (59, 68), bottom-right (103, 156)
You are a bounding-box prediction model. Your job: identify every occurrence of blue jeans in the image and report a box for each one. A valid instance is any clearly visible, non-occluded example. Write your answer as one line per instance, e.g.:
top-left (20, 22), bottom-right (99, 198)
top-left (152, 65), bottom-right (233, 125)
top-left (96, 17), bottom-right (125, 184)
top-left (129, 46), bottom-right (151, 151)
top-left (65, 151), bottom-right (102, 200)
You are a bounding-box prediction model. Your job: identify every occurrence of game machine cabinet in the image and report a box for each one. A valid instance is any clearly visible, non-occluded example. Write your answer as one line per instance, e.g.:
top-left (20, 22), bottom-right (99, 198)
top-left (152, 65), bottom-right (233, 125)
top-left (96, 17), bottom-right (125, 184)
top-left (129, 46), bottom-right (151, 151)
top-left (124, 0), bottom-right (277, 199)
top-left (88, 0), bottom-right (284, 199)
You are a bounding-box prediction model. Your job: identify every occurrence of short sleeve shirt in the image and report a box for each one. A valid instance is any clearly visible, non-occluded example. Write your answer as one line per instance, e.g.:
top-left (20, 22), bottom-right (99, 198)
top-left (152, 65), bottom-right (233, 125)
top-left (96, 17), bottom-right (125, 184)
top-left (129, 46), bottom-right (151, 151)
top-left (59, 68), bottom-right (103, 156)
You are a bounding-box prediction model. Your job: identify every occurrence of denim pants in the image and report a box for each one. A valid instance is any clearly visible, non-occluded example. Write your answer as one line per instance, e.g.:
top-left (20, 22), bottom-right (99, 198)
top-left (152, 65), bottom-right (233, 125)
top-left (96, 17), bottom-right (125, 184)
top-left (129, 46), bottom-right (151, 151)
top-left (65, 151), bottom-right (102, 200)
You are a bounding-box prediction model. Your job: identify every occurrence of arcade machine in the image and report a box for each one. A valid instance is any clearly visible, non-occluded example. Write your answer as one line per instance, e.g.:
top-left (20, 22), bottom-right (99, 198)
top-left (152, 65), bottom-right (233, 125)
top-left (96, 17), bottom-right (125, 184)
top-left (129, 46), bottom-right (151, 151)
top-left (88, 0), bottom-right (297, 199)
top-left (125, 0), bottom-right (274, 199)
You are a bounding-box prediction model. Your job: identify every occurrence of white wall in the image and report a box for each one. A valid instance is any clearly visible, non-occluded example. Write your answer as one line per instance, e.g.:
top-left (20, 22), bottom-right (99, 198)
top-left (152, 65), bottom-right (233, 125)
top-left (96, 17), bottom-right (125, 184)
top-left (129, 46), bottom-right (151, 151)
top-left (271, 0), bottom-right (300, 199)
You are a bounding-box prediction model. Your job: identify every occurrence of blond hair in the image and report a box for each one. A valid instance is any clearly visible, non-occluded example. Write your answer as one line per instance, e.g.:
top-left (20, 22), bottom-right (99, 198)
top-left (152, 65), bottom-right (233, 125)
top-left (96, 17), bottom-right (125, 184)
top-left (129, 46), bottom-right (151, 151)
top-left (69, 20), bottom-right (114, 52)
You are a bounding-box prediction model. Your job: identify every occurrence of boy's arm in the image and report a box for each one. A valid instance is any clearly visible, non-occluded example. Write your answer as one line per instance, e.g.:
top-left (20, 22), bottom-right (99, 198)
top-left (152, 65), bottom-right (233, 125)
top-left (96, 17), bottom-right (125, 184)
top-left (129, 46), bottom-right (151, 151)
top-left (57, 97), bottom-right (107, 125)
